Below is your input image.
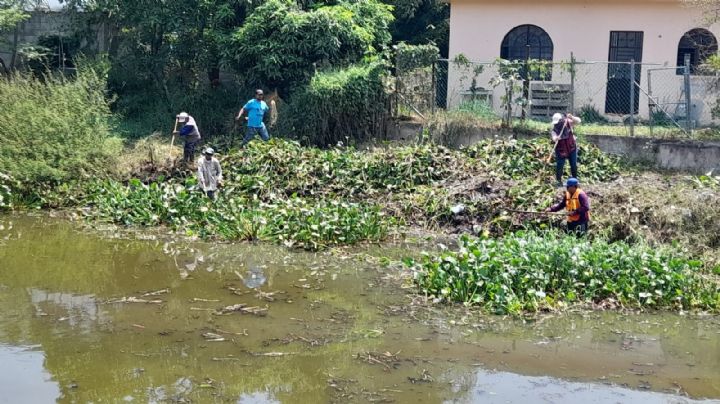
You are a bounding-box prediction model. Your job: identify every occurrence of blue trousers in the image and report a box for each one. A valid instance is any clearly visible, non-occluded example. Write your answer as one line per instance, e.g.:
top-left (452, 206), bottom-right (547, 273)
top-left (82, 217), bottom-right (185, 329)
top-left (242, 126), bottom-right (270, 146)
top-left (556, 149), bottom-right (578, 182)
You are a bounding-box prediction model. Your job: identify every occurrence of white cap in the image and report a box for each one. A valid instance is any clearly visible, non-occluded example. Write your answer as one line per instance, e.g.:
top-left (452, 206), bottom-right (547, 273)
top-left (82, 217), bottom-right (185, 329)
top-left (552, 113), bottom-right (563, 125)
top-left (203, 147), bottom-right (214, 155)
top-left (177, 112), bottom-right (189, 122)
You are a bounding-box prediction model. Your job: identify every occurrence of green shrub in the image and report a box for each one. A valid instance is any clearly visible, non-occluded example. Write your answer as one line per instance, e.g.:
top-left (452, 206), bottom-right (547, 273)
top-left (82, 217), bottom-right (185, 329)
top-left (277, 63), bottom-right (390, 146)
top-left (579, 104), bottom-right (609, 124)
top-left (114, 84), bottom-right (247, 141)
top-left (395, 42), bottom-right (439, 72)
top-left (649, 110), bottom-right (676, 127)
top-left (226, 0), bottom-right (393, 94)
top-left (456, 100), bottom-right (498, 122)
top-left (0, 60), bottom-right (122, 186)
top-left (406, 232), bottom-right (720, 314)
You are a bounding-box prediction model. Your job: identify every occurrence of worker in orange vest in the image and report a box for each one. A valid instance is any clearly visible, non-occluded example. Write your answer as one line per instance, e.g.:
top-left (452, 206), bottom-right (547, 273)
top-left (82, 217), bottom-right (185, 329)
top-left (545, 177), bottom-right (590, 236)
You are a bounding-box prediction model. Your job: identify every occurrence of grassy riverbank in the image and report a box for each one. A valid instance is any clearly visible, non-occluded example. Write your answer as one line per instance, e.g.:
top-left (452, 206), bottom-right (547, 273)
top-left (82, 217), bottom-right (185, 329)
top-left (3, 136), bottom-right (719, 313)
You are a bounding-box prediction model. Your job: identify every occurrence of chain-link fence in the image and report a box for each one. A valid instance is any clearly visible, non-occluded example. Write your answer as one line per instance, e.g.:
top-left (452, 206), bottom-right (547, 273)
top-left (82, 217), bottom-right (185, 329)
top-left (396, 56), bottom-right (720, 137)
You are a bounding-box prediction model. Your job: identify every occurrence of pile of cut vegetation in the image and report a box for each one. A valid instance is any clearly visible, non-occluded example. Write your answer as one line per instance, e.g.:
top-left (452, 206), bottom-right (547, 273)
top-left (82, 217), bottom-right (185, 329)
top-left (76, 138), bottom-right (623, 249)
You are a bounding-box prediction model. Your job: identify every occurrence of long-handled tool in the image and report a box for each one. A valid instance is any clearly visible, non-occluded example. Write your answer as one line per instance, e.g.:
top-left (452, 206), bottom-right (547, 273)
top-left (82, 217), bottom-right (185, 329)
top-left (504, 208), bottom-right (566, 216)
top-left (169, 117), bottom-right (179, 159)
top-left (545, 117), bottom-right (568, 163)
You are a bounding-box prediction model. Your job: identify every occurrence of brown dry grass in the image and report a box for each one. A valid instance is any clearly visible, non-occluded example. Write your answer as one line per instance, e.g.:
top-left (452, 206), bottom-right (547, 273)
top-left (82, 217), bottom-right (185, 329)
top-left (113, 133), bottom-right (185, 180)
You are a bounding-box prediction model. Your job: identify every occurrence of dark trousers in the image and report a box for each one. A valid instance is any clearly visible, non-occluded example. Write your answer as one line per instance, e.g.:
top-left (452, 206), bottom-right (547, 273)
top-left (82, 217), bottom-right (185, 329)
top-left (556, 149), bottom-right (578, 182)
top-left (567, 221), bottom-right (588, 237)
top-left (184, 138), bottom-right (199, 163)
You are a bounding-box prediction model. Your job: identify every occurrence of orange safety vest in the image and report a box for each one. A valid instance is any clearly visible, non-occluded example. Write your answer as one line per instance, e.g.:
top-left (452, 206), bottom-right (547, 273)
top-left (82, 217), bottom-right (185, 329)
top-left (565, 188), bottom-right (588, 223)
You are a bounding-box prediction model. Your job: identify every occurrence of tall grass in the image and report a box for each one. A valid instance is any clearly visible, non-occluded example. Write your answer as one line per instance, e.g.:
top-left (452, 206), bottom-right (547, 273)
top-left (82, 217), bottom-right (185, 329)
top-left (0, 60), bottom-right (122, 187)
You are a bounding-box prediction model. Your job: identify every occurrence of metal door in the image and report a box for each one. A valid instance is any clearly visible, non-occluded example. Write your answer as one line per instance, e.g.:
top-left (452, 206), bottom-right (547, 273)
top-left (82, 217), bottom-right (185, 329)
top-left (605, 31), bottom-right (643, 114)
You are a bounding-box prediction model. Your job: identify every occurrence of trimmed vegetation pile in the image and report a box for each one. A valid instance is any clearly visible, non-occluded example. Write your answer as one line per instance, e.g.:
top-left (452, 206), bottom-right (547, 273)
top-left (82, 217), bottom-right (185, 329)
top-left (406, 232), bottom-right (720, 314)
top-left (463, 139), bottom-right (620, 182)
top-left (77, 138), bottom-right (622, 249)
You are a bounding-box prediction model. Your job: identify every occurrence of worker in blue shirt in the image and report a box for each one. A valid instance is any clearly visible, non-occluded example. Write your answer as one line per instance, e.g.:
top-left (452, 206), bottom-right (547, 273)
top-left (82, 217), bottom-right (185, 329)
top-left (235, 89), bottom-right (273, 147)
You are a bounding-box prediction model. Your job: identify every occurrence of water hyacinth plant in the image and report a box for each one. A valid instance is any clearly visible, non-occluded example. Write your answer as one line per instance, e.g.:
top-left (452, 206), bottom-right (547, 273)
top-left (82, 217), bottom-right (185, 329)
top-left (0, 172), bottom-right (16, 211)
top-left (85, 177), bottom-right (391, 250)
top-left (406, 232), bottom-right (720, 314)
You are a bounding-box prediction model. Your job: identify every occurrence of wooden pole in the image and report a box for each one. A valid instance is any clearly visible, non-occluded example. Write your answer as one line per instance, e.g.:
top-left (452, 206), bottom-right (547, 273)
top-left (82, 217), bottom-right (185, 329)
top-left (545, 117), bottom-right (568, 163)
top-left (169, 118), bottom-right (179, 159)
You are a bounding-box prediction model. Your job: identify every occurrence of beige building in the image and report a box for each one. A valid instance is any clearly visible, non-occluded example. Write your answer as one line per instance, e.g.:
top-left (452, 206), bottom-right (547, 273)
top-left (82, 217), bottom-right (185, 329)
top-left (445, 0), bottom-right (720, 125)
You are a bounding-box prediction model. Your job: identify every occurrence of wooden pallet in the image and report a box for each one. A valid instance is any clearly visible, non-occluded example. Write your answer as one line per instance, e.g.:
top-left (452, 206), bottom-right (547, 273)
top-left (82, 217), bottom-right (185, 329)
top-left (530, 83), bottom-right (572, 120)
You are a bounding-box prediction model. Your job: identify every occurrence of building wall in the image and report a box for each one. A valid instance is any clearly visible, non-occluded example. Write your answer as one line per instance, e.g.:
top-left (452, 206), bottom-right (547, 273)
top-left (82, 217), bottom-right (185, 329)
top-left (0, 11), bottom-right (110, 70)
top-left (446, 0), bottom-right (720, 125)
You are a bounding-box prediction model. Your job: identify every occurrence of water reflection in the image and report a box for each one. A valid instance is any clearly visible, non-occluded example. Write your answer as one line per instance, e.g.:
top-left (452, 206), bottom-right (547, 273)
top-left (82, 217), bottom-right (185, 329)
top-left (237, 391), bottom-right (280, 404)
top-left (242, 256), bottom-right (267, 289)
top-left (29, 289), bottom-right (105, 333)
top-left (0, 345), bottom-right (60, 404)
top-left (449, 369), bottom-right (719, 404)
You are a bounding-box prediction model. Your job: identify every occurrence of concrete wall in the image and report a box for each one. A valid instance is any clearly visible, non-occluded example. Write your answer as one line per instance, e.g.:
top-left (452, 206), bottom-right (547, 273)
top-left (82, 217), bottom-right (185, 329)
top-left (0, 11), bottom-right (109, 69)
top-left (388, 121), bottom-right (720, 174)
top-left (446, 0), bottom-right (720, 125)
top-left (585, 134), bottom-right (720, 174)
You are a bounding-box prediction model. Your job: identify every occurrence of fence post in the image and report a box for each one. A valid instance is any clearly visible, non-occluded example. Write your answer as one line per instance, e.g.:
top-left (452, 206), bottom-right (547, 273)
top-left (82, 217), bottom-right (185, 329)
top-left (394, 47), bottom-right (400, 119)
top-left (629, 60), bottom-right (636, 137)
top-left (431, 59), bottom-right (437, 115)
top-left (684, 54), bottom-right (692, 134)
top-left (647, 68), bottom-right (653, 135)
top-left (569, 52), bottom-right (576, 114)
top-left (522, 44), bottom-right (530, 121)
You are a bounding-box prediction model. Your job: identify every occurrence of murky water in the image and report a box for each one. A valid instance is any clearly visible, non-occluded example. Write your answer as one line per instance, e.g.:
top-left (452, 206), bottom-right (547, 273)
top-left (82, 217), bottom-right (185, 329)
top-left (0, 214), bottom-right (719, 403)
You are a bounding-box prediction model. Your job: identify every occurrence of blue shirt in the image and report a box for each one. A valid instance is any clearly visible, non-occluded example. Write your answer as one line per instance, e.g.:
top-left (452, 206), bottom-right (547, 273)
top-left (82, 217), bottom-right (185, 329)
top-left (244, 99), bottom-right (269, 128)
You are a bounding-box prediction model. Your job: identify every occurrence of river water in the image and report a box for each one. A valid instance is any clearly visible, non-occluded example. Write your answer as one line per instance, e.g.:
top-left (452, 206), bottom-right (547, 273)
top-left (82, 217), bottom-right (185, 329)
top-left (0, 214), bottom-right (718, 403)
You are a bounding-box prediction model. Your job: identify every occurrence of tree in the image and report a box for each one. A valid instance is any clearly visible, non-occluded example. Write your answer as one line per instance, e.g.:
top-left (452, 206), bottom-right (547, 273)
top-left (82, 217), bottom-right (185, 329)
top-left (224, 0), bottom-right (393, 95)
top-left (385, 0), bottom-right (449, 57)
top-left (0, 0), bottom-right (30, 72)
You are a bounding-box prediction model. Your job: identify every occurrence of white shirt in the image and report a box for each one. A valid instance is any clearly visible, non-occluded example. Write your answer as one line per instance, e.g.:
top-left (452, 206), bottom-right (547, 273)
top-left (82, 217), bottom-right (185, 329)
top-left (197, 157), bottom-right (222, 191)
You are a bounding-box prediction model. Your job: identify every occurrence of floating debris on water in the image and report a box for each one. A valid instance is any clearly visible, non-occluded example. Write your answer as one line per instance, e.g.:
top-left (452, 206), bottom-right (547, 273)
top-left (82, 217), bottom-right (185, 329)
top-left (213, 303), bottom-right (268, 316)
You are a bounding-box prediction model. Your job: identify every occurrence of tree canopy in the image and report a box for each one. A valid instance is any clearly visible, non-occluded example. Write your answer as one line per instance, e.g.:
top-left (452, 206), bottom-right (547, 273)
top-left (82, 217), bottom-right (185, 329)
top-left (224, 0), bottom-right (393, 94)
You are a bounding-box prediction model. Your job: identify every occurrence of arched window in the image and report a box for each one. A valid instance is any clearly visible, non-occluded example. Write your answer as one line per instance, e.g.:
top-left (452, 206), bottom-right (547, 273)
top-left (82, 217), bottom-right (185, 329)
top-left (501, 24), bottom-right (554, 62)
top-left (501, 25), bottom-right (554, 80)
top-left (677, 28), bottom-right (718, 74)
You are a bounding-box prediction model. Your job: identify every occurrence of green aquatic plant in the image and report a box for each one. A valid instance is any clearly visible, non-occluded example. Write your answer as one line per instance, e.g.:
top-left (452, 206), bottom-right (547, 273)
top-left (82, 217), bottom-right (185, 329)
top-left (0, 172), bottom-right (17, 210)
top-left (85, 178), bottom-right (390, 250)
top-left (406, 232), bottom-right (720, 314)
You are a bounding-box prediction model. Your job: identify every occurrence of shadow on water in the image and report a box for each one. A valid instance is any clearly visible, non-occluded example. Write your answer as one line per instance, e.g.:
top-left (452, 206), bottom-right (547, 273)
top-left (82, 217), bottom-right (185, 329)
top-left (0, 214), bottom-right (719, 403)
